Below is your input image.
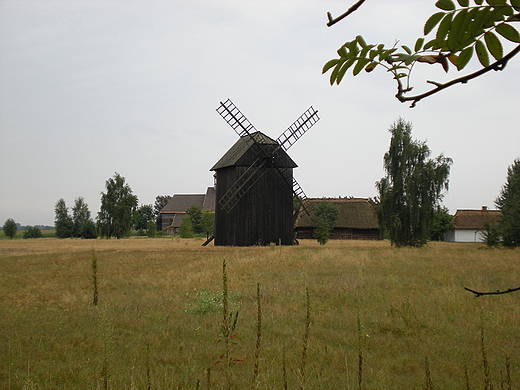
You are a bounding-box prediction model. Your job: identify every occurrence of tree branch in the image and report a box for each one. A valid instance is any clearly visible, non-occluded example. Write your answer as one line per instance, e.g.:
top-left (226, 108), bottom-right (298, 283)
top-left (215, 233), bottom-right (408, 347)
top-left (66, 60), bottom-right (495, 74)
top-left (464, 286), bottom-right (520, 297)
top-left (327, 0), bottom-right (367, 27)
top-left (396, 44), bottom-right (520, 108)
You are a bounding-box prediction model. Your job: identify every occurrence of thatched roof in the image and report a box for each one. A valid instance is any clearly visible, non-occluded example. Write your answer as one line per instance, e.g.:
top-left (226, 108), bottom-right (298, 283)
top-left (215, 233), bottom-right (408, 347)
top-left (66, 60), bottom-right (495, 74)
top-left (211, 131), bottom-right (297, 170)
top-left (452, 208), bottom-right (500, 229)
top-left (295, 198), bottom-right (379, 229)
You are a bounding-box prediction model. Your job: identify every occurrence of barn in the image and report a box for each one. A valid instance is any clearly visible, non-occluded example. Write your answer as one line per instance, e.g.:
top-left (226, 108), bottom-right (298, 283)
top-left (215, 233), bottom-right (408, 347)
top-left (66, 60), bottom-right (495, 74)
top-left (160, 187), bottom-right (215, 234)
top-left (210, 131), bottom-right (297, 246)
top-left (294, 198), bottom-right (382, 240)
top-left (444, 206), bottom-right (500, 242)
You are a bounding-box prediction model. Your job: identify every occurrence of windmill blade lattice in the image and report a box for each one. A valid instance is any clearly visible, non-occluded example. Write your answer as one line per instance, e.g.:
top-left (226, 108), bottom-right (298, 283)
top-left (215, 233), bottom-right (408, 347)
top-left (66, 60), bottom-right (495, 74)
top-left (218, 157), bottom-right (268, 213)
top-left (291, 177), bottom-right (314, 217)
top-left (216, 99), bottom-right (257, 138)
top-left (277, 106), bottom-right (319, 152)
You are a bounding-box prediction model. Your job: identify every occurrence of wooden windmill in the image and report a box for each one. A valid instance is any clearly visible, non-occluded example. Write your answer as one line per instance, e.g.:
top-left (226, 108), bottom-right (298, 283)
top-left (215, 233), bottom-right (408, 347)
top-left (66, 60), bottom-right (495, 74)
top-left (210, 99), bottom-right (319, 246)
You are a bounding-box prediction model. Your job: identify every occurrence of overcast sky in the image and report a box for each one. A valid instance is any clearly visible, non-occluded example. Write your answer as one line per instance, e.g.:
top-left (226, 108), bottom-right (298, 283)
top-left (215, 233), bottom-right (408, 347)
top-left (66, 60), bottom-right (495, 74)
top-left (1, 0), bottom-right (519, 226)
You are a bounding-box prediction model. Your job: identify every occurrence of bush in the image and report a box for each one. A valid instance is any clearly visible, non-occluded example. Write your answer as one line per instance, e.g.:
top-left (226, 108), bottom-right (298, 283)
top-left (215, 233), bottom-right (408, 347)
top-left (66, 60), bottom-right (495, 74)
top-left (23, 226), bottom-right (42, 239)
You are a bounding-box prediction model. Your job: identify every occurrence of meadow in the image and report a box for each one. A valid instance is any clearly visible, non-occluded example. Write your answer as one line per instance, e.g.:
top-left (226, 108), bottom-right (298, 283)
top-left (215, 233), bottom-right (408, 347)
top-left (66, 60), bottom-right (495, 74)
top-left (0, 238), bottom-right (519, 389)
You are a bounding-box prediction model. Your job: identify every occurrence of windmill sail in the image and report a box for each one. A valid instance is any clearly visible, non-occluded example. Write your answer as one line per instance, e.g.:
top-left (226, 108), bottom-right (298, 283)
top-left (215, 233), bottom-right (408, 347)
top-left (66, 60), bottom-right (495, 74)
top-left (218, 157), bottom-right (268, 213)
top-left (216, 99), bottom-right (257, 138)
top-left (277, 107), bottom-right (319, 151)
top-left (291, 177), bottom-right (313, 217)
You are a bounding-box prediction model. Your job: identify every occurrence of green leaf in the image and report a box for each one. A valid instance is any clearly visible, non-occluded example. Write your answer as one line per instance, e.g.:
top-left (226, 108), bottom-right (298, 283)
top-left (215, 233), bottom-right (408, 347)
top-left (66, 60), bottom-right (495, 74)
top-left (336, 58), bottom-right (356, 84)
top-left (353, 58), bottom-right (370, 76)
top-left (436, 0), bottom-right (456, 10)
top-left (436, 13), bottom-right (454, 45)
top-left (364, 62), bottom-right (378, 73)
top-left (475, 39), bottom-right (490, 66)
top-left (448, 9), bottom-right (469, 51)
top-left (322, 59), bottom-right (340, 74)
top-left (424, 12), bottom-right (446, 35)
top-left (457, 46), bottom-right (474, 69)
top-left (356, 35), bottom-right (367, 48)
top-left (337, 44), bottom-right (350, 58)
top-left (423, 39), bottom-right (438, 50)
top-left (457, 0), bottom-right (470, 5)
top-left (402, 45), bottom-right (412, 54)
top-left (379, 48), bottom-right (398, 61)
top-left (329, 62), bottom-right (341, 85)
top-left (414, 38), bottom-right (425, 52)
top-left (511, 0), bottom-right (520, 10)
top-left (484, 31), bottom-right (503, 59)
top-left (474, 0), bottom-right (484, 4)
top-left (469, 7), bottom-right (490, 37)
top-left (496, 22), bottom-right (520, 42)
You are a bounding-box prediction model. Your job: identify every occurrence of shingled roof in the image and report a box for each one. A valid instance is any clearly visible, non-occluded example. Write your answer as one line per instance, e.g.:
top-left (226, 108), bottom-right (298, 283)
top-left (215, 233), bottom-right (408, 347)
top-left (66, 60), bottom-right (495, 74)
top-left (295, 198), bottom-right (379, 229)
top-left (452, 207), bottom-right (500, 229)
top-left (160, 187), bottom-right (216, 214)
top-left (210, 131), bottom-right (297, 170)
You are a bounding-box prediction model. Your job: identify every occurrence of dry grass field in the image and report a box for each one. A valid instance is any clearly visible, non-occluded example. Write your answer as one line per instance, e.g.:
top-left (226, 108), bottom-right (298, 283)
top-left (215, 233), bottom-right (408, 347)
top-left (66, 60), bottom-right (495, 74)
top-left (1, 238), bottom-right (519, 389)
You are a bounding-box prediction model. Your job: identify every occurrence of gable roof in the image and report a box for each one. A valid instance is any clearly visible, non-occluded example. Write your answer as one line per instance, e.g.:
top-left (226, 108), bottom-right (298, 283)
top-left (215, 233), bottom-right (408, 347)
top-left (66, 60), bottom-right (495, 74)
top-left (160, 187), bottom-right (216, 214)
top-left (295, 198), bottom-right (379, 229)
top-left (210, 131), bottom-right (297, 170)
top-left (452, 208), bottom-right (500, 230)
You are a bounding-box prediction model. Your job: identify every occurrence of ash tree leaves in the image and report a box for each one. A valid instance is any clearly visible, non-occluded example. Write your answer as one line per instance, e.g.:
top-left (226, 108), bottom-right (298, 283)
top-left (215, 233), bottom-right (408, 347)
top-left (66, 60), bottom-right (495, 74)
top-left (323, 0), bottom-right (520, 89)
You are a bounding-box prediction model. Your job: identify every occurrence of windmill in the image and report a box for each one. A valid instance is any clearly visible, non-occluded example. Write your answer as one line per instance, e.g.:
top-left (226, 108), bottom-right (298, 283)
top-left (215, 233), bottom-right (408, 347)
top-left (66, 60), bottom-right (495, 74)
top-left (210, 99), bottom-right (319, 246)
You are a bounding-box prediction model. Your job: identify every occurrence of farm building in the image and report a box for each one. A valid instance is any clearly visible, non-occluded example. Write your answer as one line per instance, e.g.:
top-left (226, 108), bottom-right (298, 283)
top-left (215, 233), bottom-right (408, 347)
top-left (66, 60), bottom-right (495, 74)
top-left (211, 131), bottom-right (297, 246)
top-left (294, 198), bottom-right (381, 240)
top-left (444, 206), bottom-right (500, 242)
top-left (160, 187), bottom-right (216, 234)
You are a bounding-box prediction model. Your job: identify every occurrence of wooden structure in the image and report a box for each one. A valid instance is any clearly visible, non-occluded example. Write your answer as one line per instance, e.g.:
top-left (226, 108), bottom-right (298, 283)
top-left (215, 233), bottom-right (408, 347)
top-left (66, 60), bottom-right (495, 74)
top-left (294, 198), bottom-right (382, 240)
top-left (211, 99), bottom-right (319, 246)
top-left (160, 187), bottom-right (215, 234)
top-left (444, 206), bottom-right (500, 242)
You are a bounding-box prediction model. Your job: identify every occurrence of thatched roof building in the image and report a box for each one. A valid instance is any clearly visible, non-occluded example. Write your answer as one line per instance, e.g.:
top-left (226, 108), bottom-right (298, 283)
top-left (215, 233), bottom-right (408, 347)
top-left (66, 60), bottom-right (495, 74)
top-left (445, 206), bottom-right (500, 242)
top-left (294, 198), bottom-right (381, 240)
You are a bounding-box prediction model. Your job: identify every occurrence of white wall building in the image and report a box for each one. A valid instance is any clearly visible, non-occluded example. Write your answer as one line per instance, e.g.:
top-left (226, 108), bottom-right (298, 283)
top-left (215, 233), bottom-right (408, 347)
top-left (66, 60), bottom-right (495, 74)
top-left (445, 206), bottom-right (500, 243)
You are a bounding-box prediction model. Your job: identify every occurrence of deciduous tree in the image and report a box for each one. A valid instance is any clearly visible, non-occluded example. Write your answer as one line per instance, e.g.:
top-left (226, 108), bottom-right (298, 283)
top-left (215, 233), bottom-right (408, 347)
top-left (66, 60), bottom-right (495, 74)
top-left (72, 197), bottom-right (96, 238)
top-left (374, 119), bottom-right (452, 247)
top-left (3, 218), bottom-right (17, 239)
top-left (55, 198), bottom-right (74, 238)
top-left (313, 200), bottom-right (339, 245)
top-left (495, 158), bottom-right (520, 247)
top-left (186, 205), bottom-right (204, 235)
top-left (135, 204), bottom-right (154, 232)
top-left (97, 173), bottom-right (138, 239)
top-left (154, 195), bottom-right (172, 230)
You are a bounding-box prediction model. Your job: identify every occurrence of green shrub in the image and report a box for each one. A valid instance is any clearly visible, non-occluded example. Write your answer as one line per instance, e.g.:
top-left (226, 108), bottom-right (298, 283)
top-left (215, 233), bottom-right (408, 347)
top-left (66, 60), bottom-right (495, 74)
top-left (23, 226), bottom-right (42, 239)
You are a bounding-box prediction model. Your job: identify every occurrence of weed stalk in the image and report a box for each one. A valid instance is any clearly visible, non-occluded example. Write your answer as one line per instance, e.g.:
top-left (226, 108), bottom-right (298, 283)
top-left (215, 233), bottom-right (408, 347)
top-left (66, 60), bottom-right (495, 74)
top-left (480, 327), bottom-right (493, 390)
top-left (425, 357), bottom-right (433, 390)
top-left (300, 287), bottom-right (311, 390)
top-left (357, 307), bottom-right (363, 390)
top-left (251, 282), bottom-right (262, 389)
top-left (91, 250), bottom-right (98, 306)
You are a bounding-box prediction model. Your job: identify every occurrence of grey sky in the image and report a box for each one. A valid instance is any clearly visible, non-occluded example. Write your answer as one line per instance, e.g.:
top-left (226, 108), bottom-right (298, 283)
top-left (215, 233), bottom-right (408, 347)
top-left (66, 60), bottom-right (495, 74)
top-left (1, 1), bottom-right (519, 226)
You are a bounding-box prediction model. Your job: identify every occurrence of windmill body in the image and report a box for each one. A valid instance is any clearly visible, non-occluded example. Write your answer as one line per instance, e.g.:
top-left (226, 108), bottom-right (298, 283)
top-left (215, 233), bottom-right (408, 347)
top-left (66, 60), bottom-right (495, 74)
top-left (211, 99), bottom-right (319, 247)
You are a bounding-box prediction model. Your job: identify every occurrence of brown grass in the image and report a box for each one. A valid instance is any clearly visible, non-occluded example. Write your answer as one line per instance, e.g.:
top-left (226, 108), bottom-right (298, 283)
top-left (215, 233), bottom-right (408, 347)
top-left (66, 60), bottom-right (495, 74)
top-left (0, 238), bottom-right (519, 389)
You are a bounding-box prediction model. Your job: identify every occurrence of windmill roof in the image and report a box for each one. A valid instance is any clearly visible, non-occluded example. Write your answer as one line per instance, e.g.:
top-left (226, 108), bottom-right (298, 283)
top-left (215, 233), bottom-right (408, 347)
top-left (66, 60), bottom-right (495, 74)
top-left (210, 131), bottom-right (297, 170)
top-left (295, 198), bottom-right (379, 229)
top-left (452, 209), bottom-right (500, 229)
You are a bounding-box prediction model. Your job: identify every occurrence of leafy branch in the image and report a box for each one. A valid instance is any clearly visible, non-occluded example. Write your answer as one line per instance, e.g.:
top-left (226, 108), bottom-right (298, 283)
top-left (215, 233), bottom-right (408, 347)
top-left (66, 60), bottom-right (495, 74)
top-left (323, 0), bottom-right (520, 107)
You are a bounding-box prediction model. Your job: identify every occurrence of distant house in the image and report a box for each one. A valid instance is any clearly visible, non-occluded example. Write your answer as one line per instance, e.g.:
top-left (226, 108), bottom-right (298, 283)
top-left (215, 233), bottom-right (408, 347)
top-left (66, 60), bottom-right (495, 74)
top-left (160, 187), bottom-right (216, 234)
top-left (294, 198), bottom-right (381, 240)
top-left (444, 206), bottom-right (500, 242)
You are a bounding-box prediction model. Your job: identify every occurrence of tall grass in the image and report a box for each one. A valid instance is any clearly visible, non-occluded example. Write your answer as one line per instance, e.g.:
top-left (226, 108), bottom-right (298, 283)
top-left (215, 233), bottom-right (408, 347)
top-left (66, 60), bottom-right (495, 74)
top-left (0, 238), bottom-right (519, 389)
